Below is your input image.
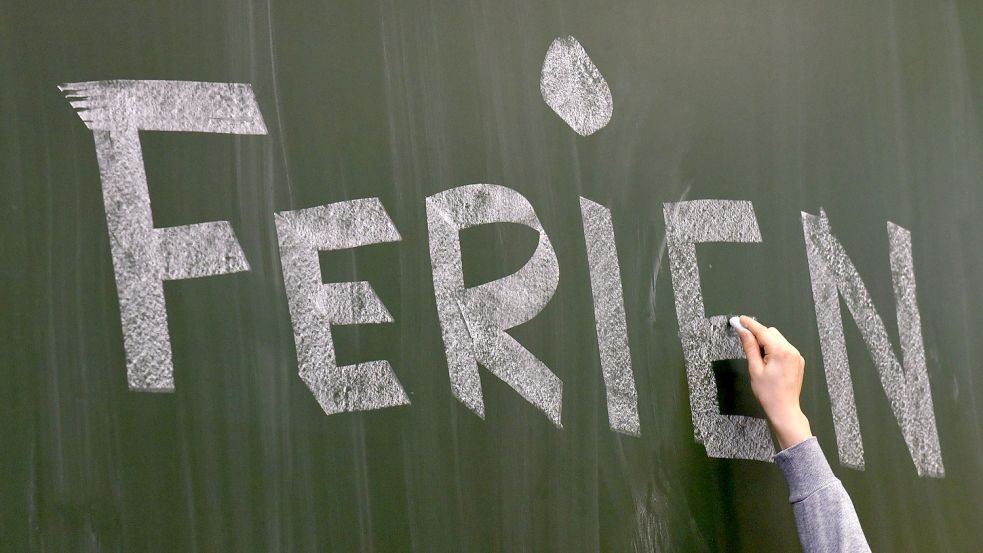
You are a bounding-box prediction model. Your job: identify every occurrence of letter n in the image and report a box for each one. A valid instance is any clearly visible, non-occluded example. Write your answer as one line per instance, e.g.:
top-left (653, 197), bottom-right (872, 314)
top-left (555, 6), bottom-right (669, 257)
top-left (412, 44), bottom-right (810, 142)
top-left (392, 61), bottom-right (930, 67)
top-left (802, 209), bottom-right (944, 478)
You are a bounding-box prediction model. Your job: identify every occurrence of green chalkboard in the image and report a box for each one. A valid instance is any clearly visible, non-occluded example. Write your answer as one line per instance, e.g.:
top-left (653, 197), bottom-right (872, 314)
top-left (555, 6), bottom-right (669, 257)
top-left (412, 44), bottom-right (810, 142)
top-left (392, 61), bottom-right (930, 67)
top-left (3, 1), bottom-right (983, 551)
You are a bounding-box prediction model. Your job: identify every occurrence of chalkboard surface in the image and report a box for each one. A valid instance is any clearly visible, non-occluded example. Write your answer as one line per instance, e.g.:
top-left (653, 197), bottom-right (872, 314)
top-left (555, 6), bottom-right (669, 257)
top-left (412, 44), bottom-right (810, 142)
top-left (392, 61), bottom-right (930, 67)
top-left (4, 1), bottom-right (983, 551)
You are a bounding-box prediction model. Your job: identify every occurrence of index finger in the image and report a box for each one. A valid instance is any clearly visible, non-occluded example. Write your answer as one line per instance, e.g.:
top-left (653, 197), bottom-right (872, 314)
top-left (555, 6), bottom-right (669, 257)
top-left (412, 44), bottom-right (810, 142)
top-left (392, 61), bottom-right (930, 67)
top-left (739, 315), bottom-right (781, 349)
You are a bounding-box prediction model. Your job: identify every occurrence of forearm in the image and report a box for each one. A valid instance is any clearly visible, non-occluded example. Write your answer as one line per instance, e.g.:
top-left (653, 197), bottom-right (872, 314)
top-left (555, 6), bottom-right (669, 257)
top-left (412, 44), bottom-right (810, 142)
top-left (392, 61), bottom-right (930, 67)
top-left (774, 437), bottom-right (871, 553)
top-left (767, 407), bottom-right (812, 450)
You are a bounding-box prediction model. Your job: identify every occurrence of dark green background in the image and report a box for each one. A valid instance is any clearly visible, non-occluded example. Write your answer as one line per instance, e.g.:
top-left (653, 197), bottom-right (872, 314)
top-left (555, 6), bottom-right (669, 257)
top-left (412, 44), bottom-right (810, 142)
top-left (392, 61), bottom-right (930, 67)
top-left (4, 0), bottom-right (983, 551)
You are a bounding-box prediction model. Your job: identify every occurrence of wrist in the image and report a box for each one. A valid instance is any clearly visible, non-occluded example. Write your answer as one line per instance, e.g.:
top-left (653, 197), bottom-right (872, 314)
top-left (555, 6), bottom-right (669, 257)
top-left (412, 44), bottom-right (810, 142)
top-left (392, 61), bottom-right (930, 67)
top-left (768, 407), bottom-right (812, 450)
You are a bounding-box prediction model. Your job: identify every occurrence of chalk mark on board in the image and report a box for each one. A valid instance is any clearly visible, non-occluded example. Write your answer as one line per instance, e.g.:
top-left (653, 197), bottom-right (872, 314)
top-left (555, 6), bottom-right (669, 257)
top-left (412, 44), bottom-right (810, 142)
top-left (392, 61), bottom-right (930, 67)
top-left (649, 185), bottom-right (691, 324)
top-left (540, 36), bottom-right (613, 136)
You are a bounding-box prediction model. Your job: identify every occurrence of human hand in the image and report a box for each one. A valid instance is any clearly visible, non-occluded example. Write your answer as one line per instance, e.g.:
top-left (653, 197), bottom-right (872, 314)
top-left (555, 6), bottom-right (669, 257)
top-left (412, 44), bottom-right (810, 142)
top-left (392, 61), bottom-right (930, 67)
top-left (735, 315), bottom-right (812, 450)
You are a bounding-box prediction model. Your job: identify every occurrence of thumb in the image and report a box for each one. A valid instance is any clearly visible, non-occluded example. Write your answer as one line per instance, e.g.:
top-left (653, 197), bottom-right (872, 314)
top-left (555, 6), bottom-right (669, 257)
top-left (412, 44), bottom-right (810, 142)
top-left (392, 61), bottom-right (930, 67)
top-left (738, 328), bottom-right (764, 375)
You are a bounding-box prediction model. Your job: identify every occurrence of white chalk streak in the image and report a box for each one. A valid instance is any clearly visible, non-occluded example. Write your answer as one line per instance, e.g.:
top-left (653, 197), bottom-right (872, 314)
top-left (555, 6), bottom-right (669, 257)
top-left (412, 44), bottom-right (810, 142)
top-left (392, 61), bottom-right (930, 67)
top-left (59, 80), bottom-right (267, 134)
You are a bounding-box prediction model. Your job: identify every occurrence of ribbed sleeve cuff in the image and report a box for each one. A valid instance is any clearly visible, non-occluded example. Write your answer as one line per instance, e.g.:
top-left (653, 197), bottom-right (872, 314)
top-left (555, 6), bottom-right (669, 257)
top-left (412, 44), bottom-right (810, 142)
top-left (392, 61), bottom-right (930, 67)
top-left (773, 436), bottom-right (837, 503)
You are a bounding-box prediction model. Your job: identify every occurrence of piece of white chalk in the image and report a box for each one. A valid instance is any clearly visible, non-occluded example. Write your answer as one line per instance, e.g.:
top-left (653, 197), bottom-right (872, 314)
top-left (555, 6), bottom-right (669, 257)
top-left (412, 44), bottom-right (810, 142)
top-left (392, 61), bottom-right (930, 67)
top-left (729, 316), bottom-right (746, 333)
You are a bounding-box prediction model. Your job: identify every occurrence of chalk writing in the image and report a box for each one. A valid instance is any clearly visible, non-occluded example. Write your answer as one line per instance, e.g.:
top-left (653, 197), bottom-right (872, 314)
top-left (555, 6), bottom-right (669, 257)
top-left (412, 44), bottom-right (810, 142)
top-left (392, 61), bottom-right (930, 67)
top-left (663, 200), bottom-right (774, 461)
top-left (580, 197), bottom-right (641, 436)
top-left (426, 184), bottom-right (564, 427)
top-left (540, 36), bottom-right (613, 136)
top-left (802, 210), bottom-right (944, 478)
top-left (60, 80), bottom-right (266, 391)
top-left (60, 80), bottom-right (947, 476)
top-left (275, 199), bottom-right (411, 415)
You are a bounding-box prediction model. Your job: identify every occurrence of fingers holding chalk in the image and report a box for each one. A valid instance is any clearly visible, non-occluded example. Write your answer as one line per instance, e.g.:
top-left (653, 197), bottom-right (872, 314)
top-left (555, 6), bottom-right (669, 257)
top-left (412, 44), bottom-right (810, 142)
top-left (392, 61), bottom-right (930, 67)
top-left (739, 315), bottom-right (766, 335)
top-left (738, 315), bottom-right (778, 348)
top-left (732, 315), bottom-right (764, 373)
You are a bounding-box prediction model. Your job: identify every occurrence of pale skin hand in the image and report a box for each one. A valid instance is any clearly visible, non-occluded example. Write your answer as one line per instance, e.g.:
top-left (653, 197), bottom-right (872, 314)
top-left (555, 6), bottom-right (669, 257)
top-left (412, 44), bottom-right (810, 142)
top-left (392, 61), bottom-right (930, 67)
top-left (736, 315), bottom-right (813, 450)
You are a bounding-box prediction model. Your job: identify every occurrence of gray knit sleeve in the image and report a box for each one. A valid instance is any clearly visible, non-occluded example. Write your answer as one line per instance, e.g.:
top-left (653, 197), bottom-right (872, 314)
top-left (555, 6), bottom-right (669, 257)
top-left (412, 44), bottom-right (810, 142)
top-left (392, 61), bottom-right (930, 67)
top-left (773, 437), bottom-right (871, 553)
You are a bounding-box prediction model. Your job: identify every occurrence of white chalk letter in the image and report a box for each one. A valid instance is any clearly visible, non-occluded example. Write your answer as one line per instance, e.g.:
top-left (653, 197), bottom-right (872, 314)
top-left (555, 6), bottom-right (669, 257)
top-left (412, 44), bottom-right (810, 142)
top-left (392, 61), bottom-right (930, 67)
top-left (663, 200), bottom-right (774, 461)
top-left (426, 184), bottom-right (563, 426)
top-left (275, 198), bottom-right (410, 415)
top-left (580, 197), bottom-right (640, 436)
top-left (802, 209), bottom-right (944, 477)
top-left (60, 80), bottom-right (266, 391)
